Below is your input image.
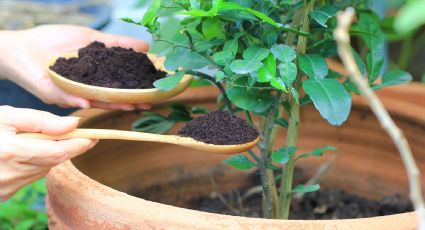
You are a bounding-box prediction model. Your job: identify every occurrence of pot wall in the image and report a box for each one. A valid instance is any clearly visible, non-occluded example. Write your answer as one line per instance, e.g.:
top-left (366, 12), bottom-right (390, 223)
top-left (45, 84), bottom-right (425, 229)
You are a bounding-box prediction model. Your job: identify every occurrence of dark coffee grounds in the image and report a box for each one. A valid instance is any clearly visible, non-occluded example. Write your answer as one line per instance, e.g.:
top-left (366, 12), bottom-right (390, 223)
top-left (177, 111), bottom-right (259, 145)
top-left (50, 41), bottom-right (166, 89)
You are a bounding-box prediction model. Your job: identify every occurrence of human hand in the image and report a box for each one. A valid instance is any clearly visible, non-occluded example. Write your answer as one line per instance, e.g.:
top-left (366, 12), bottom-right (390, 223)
top-left (0, 25), bottom-right (151, 110)
top-left (0, 106), bottom-right (97, 201)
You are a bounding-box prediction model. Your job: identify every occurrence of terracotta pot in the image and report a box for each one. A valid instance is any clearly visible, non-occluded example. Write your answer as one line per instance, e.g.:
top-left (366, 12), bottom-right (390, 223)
top-left (45, 84), bottom-right (425, 230)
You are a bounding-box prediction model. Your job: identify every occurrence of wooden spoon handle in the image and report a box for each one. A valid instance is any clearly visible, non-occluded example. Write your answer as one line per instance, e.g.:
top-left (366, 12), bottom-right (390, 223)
top-left (18, 128), bottom-right (169, 142)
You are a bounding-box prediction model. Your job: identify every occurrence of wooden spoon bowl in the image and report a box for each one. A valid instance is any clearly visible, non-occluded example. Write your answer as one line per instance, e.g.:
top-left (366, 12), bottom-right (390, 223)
top-left (48, 53), bottom-right (193, 103)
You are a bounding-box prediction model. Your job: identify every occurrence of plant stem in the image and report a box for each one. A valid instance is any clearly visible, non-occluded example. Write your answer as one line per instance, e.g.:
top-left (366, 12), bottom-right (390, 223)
top-left (279, 101), bottom-right (300, 218)
top-left (335, 8), bottom-right (425, 230)
top-left (186, 70), bottom-right (232, 111)
top-left (258, 93), bottom-right (281, 218)
top-left (279, 0), bottom-right (314, 219)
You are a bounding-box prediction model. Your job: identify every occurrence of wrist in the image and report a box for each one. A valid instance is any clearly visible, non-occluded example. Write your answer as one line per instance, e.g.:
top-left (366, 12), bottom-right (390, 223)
top-left (0, 30), bottom-right (21, 80)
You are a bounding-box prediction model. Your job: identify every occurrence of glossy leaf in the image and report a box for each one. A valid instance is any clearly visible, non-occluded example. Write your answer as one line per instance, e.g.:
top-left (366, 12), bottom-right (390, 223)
top-left (303, 79), bottom-right (352, 126)
top-left (309, 5), bottom-right (339, 27)
top-left (223, 39), bottom-right (239, 57)
top-left (227, 88), bottom-right (274, 113)
top-left (271, 146), bottom-right (297, 164)
top-left (153, 72), bottom-right (185, 91)
top-left (292, 184), bottom-right (320, 193)
top-left (278, 61), bottom-right (297, 87)
top-left (141, 0), bottom-right (162, 26)
top-left (213, 50), bottom-right (234, 66)
top-left (230, 60), bottom-right (263, 74)
top-left (223, 155), bottom-right (256, 170)
top-left (271, 44), bottom-right (296, 62)
top-left (243, 46), bottom-right (270, 61)
top-left (202, 17), bottom-right (225, 40)
top-left (132, 112), bottom-right (176, 134)
top-left (381, 70), bottom-right (412, 87)
top-left (257, 54), bottom-right (277, 82)
top-left (298, 54), bottom-right (328, 79)
top-left (358, 13), bottom-right (385, 83)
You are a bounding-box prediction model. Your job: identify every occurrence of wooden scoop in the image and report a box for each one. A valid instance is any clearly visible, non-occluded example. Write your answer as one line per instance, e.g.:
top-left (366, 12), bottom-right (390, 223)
top-left (19, 129), bottom-right (259, 154)
top-left (48, 54), bottom-right (193, 104)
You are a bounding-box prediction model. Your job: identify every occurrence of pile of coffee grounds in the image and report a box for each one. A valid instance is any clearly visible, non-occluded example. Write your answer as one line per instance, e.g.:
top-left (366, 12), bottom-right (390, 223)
top-left (50, 41), bottom-right (166, 89)
top-left (177, 111), bottom-right (259, 145)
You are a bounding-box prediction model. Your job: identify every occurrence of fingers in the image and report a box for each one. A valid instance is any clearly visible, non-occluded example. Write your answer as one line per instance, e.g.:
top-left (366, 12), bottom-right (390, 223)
top-left (89, 30), bottom-right (149, 52)
top-left (0, 170), bottom-right (48, 202)
top-left (0, 106), bottom-right (81, 134)
top-left (37, 78), bottom-right (90, 109)
top-left (13, 137), bottom-right (98, 166)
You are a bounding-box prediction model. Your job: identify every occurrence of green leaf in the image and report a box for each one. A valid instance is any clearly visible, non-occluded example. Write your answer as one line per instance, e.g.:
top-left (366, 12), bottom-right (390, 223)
top-left (168, 103), bottom-right (192, 122)
top-left (257, 54), bottom-right (276, 82)
top-left (310, 145), bottom-right (336, 157)
top-left (215, 71), bottom-right (225, 82)
top-left (202, 17), bottom-right (225, 40)
top-left (243, 46), bottom-right (270, 61)
top-left (132, 112), bottom-right (176, 134)
top-left (292, 184), bottom-right (320, 193)
top-left (297, 145), bottom-right (337, 160)
top-left (351, 48), bottom-right (367, 77)
top-left (153, 72), bottom-right (185, 91)
top-left (227, 88), bottom-right (274, 113)
top-left (278, 61), bottom-right (297, 87)
top-left (303, 79), bottom-right (352, 126)
top-left (120, 17), bottom-right (139, 25)
top-left (165, 48), bottom-right (210, 70)
top-left (381, 70), bottom-right (412, 87)
top-left (230, 60), bottom-right (263, 74)
top-left (298, 54), bottom-right (328, 79)
top-left (270, 78), bottom-right (287, 91)
top-left (213, 50), bottom-right (234, 66)
top-left (309, 5), bottom-right (339, 28)
top-left (223, 39), bottom-right (239, 57)
top-left (271, 146), bottom-right (297, 164)
top-left (223, 155), bottom-right (256, 170)
top-left (358, 13), bottom-right (385, 83)
top-left (271, 44), bottom-right (296, 62)
top-left (141, 0), bottom-right (162, 26)
top-left (276, 118), bottom-right (288, 128)
top-left (394, 0), bottom-right (425, 34)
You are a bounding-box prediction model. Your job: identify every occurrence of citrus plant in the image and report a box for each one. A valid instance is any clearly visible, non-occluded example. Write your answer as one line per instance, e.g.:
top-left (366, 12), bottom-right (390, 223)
top-left (126, 0), bottom-right (412, 219)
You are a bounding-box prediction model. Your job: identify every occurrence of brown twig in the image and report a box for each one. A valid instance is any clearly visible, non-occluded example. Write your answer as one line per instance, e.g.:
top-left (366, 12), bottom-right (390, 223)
top-left (334, 8), bottom-right (425, 230)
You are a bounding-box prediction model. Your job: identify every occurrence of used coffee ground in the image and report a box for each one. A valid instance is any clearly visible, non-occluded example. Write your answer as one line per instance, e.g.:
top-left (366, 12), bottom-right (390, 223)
top-left (50, 41), bottom-right (166, 89)
top-left (177, 111), bottom-right (259, 145)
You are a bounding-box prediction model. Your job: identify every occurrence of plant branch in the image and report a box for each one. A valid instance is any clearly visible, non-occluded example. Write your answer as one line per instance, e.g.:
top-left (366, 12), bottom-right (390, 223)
top-left (279, 0), bottom-right (314, 219)
top-left (259, 93), bottom-right (282, 218)
top-left (334, 8), bottom-right (425, 230)
top-left (186, 70), bottom-right (232, 111)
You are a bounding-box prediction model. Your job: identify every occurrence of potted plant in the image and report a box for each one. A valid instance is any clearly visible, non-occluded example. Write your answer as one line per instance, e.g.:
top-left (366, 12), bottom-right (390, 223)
top-left (43, 0), bottom-right (424, 229)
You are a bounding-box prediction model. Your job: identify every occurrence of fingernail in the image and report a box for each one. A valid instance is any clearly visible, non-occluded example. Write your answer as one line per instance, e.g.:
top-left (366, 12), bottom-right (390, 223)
top-left (137, 104), bottom-right (152, 110)
top-left (61, 116), bottom-right (81, 125)
top-left (79, 102), bottom-right (90, 109)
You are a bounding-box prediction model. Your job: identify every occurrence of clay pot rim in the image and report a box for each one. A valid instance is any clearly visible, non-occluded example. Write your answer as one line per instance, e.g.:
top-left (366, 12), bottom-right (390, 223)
top-left (47, 84), bottom-right (423, 227)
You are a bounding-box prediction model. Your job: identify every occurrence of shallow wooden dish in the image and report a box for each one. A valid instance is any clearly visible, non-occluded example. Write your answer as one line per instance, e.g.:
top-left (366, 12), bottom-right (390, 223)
top-left (48, 53), bottom-right (193, 103)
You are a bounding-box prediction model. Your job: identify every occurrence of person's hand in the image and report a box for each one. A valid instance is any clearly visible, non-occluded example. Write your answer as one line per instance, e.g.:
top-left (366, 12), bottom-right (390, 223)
top-left (0, 25), bottom-right (151, 110)
top-left (0, 106), bottom-right (97, 201)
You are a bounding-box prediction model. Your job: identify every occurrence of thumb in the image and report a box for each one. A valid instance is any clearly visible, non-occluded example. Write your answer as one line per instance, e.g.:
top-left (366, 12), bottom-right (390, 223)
top-left (0, 106), bottom-right (80, 135)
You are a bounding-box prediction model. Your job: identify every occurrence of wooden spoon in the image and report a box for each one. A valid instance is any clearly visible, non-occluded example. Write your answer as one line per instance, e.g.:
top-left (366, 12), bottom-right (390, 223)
top-left (19, 129), bottom-right (259, 154)
top-left (48, 53), bottom-right (193, 103)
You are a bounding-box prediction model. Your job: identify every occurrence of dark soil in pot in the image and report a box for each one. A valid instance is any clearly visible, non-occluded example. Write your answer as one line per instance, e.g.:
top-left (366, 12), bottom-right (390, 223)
top-left (50, 41), bottom-right (166, 89)
top-left (134, 172), bottom-right (413, 220)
